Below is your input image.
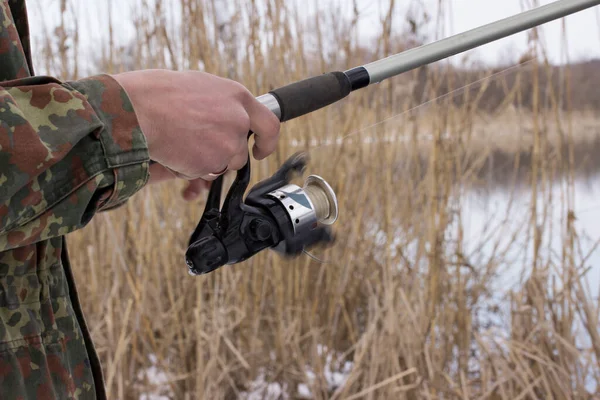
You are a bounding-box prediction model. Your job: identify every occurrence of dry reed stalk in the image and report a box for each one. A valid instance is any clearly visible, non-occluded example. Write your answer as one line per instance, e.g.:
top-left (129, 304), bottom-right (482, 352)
top-left (25, 0), bottom-right (600, 398)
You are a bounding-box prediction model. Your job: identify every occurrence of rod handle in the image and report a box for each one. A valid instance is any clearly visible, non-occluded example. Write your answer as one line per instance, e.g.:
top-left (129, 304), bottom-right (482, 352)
top-left (268, 72), bottom-right (352, 122)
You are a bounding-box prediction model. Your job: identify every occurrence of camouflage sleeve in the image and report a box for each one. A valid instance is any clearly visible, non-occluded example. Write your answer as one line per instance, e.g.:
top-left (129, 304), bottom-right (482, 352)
top-left (0, 74), bottom-right (150, 251)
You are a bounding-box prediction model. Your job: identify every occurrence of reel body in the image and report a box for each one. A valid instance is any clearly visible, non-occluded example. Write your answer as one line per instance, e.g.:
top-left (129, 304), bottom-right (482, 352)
top-left (185, 152), bottom-right (338, 275)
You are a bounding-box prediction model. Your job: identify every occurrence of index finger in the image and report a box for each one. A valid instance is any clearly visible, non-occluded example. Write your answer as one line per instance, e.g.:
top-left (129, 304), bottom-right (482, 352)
top-left (245, 97), bottom-right (281, 160)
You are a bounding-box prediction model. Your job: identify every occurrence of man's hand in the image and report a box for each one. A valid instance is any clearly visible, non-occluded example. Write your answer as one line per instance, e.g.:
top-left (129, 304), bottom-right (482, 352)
top-left (111, 69), bottom-right (281, 200)
top-left (146, 162), bottom-right (212, 201)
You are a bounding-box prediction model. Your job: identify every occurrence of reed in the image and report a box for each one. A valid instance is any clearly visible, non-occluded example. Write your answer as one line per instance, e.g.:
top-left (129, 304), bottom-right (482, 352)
top-left (28, 0), bottom-right (600, 398)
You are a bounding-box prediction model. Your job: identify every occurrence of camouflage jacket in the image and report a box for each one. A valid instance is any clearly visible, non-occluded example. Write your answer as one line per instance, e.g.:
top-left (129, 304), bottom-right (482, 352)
top-left (0, 1), bottom-right (150, 398)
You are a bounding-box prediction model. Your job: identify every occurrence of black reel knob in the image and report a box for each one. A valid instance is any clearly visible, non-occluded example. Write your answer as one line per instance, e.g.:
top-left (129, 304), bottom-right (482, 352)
top-left (249, 219), bottom-right (273, 241)
top-left (185, 235), bottom-right (227, 275)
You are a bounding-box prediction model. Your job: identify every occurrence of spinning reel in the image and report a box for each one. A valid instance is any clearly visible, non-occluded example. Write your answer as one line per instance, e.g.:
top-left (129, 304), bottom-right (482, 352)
top-left (176, 0), bottom-right (595, 275)
top-left (185, 150), bottom-right (339, 275)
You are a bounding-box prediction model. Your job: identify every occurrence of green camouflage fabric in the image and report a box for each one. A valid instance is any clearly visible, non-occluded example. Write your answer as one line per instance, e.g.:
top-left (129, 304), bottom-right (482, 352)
top-left (1, 1), bottom-right (150, 398)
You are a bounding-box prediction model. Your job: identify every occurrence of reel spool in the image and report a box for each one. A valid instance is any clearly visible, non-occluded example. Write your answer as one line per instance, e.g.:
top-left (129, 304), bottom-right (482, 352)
top-left (185, 151), bottom-right (338, 275)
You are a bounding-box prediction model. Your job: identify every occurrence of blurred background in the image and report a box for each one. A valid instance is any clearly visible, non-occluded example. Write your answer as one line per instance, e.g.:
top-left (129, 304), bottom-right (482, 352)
top-left (27, 0), bottom-right (600, 398)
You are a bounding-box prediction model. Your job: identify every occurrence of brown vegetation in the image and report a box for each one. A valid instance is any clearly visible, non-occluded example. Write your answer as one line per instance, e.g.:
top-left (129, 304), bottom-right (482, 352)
top-left (415, 58), bottom-right (600, 112)
top-left (31, 0), bottom-right (600, 398)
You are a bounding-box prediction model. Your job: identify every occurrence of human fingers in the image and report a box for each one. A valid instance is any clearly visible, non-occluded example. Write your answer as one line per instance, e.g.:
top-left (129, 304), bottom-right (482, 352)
top-left (182, 178), bottom-right (211, 201)
top-left (245, 97), bottom-right (281, 160)
top-left (227, 134), bottom-right (250, 171)
top-left (197, 103), bottom-right (250, 180)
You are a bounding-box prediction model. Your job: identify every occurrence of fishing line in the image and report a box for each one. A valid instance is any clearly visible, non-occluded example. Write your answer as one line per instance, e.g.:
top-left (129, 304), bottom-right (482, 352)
top-left (191, 0), bottom-right (600, 274)
top-left (299, 58), bottom-right (540, 264)
top-left (307, 58), bottom-right (537, 152)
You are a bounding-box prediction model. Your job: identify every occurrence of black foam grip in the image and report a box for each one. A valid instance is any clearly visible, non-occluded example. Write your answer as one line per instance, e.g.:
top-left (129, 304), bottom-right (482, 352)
top-left (269, 72), bottom-right (351, 122)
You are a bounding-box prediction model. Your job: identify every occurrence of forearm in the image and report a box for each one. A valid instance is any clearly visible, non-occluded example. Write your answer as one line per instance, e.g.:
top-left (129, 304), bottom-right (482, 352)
top-left (0, 74), bottom-right (149, 251)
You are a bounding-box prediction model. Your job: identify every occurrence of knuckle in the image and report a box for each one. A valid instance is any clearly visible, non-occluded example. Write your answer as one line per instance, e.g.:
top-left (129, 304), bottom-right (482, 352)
top-left (263, 114), bottom-right (280, 138)
top-left (237, 81), bottom-right (252, 96)
top-left (226, 105), bottom-right (250, 133)
top-left (238, 110), bottom-right (251, 132)
top-left (222, 139), bottom-right (238, 156)
top-left (230, 154), bottom-right (248, 171)
top-left (230, 79), bottom-right (251, 98)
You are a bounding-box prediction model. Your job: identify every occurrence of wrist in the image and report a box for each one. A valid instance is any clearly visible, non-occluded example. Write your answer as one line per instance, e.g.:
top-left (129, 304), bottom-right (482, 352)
top-left (111, 71), bottom-right (158, 157)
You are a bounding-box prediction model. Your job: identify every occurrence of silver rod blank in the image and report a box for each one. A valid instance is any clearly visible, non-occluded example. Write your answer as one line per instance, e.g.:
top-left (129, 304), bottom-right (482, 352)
top-left (360, 0), bottom-right (600, 84)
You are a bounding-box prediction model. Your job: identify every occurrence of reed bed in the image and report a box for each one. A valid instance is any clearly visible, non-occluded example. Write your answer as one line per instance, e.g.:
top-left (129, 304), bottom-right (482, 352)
top-left (29, 0), bottom-right (600, 398)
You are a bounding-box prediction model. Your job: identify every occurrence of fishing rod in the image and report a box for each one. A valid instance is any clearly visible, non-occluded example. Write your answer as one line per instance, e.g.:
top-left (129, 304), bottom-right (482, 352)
top-left (185, 0), bottom-right (600, 275)
top-left (257, 0), bottom-right (600, 121)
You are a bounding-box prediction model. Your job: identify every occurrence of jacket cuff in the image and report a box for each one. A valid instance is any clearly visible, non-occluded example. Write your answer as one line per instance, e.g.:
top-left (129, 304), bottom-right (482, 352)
top-left (67, 74), bottom-right (150, 209)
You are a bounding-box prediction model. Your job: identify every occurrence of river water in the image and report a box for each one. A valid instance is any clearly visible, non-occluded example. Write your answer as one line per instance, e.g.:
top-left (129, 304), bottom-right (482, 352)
top-left (462, 173), bottom-right (600, 299)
